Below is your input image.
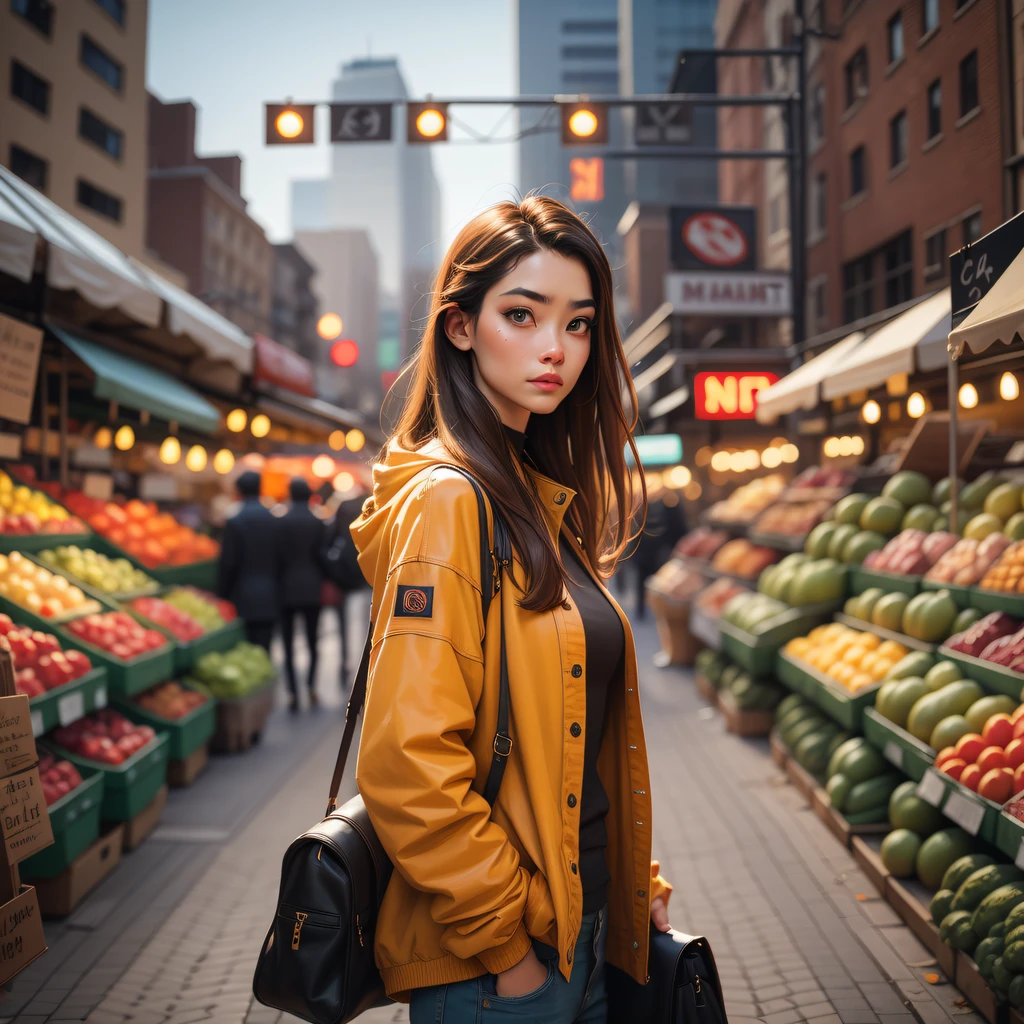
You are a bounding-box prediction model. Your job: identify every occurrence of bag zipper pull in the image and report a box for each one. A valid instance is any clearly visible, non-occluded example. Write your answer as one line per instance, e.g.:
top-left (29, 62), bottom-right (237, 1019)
top-left (292, 911), bottom-right (308, 950)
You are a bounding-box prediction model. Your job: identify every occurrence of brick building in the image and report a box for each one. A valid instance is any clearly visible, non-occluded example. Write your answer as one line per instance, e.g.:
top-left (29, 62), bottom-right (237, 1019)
top-left (270, 243), bottom-right (318, 364)
top-left (146, 94), bottom-right (272, 338)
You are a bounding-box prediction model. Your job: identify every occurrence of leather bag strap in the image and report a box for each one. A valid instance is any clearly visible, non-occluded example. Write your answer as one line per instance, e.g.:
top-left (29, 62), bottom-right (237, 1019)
top-left (327, 467), bottom-right (512, 814)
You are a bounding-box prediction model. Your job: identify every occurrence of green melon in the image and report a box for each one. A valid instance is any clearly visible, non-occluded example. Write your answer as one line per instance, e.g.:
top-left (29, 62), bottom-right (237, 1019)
top-left (889, 780), bottom-right (945, 835)
top-left (827, 524), bottom-right (859, 560)
top-left (805, 521), bottom-right (838, 558)
top-left (872, 592), bottom-right (910, 631)
top-left (881, 829), bottom-right (921, 877)
top-left (903, 504), bottom-right (940, 532)
top-left (886, 678), bottom-right (930, 729)
top-left (930, 715), bottom-right (973, 752)
top-left (883, 471), bottom-right (933, 508)
top-left (860, 496), bottom-right (905, 535)
top-left (917, 828), bottom-right (975, 890)
top-left (924, 661), bottom-right (964, 691)
top-left (965, 694), bottom-right (1018, 733)
top-left (833, 493), bottom-right (871, 526)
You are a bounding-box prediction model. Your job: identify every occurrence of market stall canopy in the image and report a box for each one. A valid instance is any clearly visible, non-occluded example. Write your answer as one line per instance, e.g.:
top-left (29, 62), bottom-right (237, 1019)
top-left (0, 188), bottom-right (38, 283)
top-left (821, 288), bottom-right (951, 400)
top-left (0, 165), bottom-right (160, 327)
top-left (755, 330), bottom-right (865, 423)
top-left (948, 245), bottom-right (1024, 359)
top-left (53, 327), bottom-right (221, 434)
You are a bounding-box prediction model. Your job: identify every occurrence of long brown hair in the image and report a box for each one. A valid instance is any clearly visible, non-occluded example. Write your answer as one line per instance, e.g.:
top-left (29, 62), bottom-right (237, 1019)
top-left (385, 195), bottom-right (644, 612)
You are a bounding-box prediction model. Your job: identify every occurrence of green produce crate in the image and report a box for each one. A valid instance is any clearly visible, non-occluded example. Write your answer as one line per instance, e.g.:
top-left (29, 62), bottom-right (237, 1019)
top-left (687, 608), bottom-right (722, 651)
top-left (20, 764), bottom-right (103, 879)
top-left (970, 587), bottom-right (1024, 618)
top-left (150, 560), bottom-right (218, 591)
top-left (849, 567), bottom-right (921, 596)
top-left (52, 623), bottom-right (175, 697)
top-left (862, 706), bottom-right (935, 782)
top-left (720, 602), bottom-right (840, 677)
top-left (29, 666), bottom-right (109, 737)
top-left (921, 578), bottom-right (973, 609)
top-left (746, 531), bottom-right (808, 553)
top-left (47, 730), bottom-right (170, 821)
top-left (833, 612), bottom-right (937, 653)
top-left (937, 645), bottom-right (1024, 702)
top-left (130, 612), bottom-right (244, 675)
top-left (113, 682), bottom-right (216, 761)
top-left (0, 592), bottom-right (111, 635)
top-left (0, 531), bottom-right (93, 554)
top-left (22, 548), bottom-right (159, 603)
top-left (774, 650), bottom-right (879, 730)
top-left (995, 804), bottom-right (1024, 863)
top-left (913, 766), bottom-right (1001, 843)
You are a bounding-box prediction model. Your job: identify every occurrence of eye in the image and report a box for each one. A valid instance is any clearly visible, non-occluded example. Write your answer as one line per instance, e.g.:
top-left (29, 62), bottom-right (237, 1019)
top-left (568, 317), bottom-right (594, 335)
top-left (504, 307), bottom-right (532, 325)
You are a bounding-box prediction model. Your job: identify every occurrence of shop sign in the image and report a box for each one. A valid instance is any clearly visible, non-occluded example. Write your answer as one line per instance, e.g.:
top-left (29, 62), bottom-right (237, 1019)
top-left (0, 314), bottom-right (42, 425)
top-left (670, 206), bottom-right (756, 271)
top-left (252, 333), bottom-right (315, 397)
top-left (950, 209), bottom-right (1024, 327)
top-left (694, 372), bottom-right (780, 421)
top-left (666, 271), bottom-right (792, 316)
top-left (569, 158), bottom-right (604, 202)
top-left (625, 434), bottom-right (683, 467)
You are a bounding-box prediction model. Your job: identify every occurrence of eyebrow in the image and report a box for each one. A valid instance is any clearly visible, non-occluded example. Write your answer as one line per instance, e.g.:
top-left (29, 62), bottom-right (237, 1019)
top-left (499, 287), bottom-right (596, 310)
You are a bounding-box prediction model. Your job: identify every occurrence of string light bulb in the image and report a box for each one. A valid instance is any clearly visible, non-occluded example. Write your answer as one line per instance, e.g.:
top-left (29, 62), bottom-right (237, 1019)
top-left (213, 449), bottom-right (235, 475)
top-left (226, 409), bottom-right (247, 433)
top-left (1000, 372), bottom-right (1020, 402)
top-left (159, 437), bottom-right (181, 464)
top-left (93, 427), bottom-right (112, 450)
top-left (862, 400), bottom-right (881, 424)
top-left (185, 445), bottom-right (207, 472)
top-left (958, 383), bottom-right (979, 409)
top-left (250, 414), bottom-right (271, 438)
top-left (907, 392), bottom-right (926, 418)
top-left (114, 425), bottom-right (135, 451)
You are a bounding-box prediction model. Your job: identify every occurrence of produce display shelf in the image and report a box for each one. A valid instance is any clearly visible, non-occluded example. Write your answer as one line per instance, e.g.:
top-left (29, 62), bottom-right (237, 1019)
top-left (29, 666), bottom-right (108, 737)
top-left (833, 613), bottom-right (937, 653)
top-left (20, 765), bottom-right (103, 879)
top-left (0, 532), bottom-right (94, 554)
top-left (51, 624), bottom-right (176, 698)
top-left (885, 874), bottom-right (958, 980)
top-left (937, 645), bottom-right (1024, 702)
top-left (700, 514), bottom-right (752, 535)
top-left (705, 566), bottom-right (761, 587)
top-left (861, 707), bottom-right (935, 782)
top-left (114, 682), bottom-right (216, 761)
top-left (914, 765), bottom-right (1001, 844)
top-left (747, 531), bottom-right (808, 553)
top-left (128, 608), bottom-right (244, 675)
top-left (848, 567), bottom-right (921, 597)
top-left (20, 548), bottom-right (159, 605)
top-left (150, 560), bottom-right (218, 591)
top-left (921, 578), bottom-right (973, 609)
top-left (687, 608), bottom-right (721, 650)
top-left (720, 601), bottom-right (841, 677)
top-left (971, 588), bottom-right (1024, 618)
top-left (0, 592), bottom-right (110, 633)
top-left (47, 731), bottom-right (170, 821)
top-left (994, 804), bottom-right (1024, 863)
top-left (675, 556), bottom-right (716, 577)
top-left (811, 785), bottom-right (890, 848)
top-left (775, 650), bottom-right (878, 730)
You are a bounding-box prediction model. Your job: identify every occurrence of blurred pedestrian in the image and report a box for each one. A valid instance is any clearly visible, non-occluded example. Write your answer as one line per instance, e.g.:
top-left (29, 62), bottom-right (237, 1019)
top-left (631, 484), bottom-right (687, 619)
top-left (216, 470), bottom-right (282, 652)
top-left (279, 477), bottom-right (326, 711)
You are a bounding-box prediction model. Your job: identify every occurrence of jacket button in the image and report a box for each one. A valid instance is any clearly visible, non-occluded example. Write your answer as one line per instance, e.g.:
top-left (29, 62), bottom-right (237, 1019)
top-left (570, 722), bottom-right (581, 737)
top-left (567, 793), bottom-right (577, 808)
top-left (554, 491), bottom-right (567, 505)
top-left (571, 861), bottom-right (578, 874)
top-left (637, 889), bottom-right (646, 898)
top-left (571, 664), bottom-right (582, 678)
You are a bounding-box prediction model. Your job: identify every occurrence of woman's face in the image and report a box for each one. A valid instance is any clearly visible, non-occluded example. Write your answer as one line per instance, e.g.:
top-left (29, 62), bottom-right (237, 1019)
top-left (445, 248), bottom-right (595, 432)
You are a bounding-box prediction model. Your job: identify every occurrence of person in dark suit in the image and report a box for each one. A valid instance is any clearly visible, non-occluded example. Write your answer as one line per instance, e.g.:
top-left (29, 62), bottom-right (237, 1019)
top-left (216, 470), bottom-right (282, 652)
top-left (631, 487), bottom-right (688, 619)
top-left (279, 477), bottom-right (327, 710)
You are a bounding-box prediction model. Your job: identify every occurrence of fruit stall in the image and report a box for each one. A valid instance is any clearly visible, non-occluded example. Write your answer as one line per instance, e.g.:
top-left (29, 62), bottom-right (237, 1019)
top-left (671, 463), bottom-right (1024, 1022)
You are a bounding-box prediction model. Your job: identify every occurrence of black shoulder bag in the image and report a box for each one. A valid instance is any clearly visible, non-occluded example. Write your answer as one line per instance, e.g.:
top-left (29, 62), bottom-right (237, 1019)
top-left (252, 470), bottom-right (513, 1024)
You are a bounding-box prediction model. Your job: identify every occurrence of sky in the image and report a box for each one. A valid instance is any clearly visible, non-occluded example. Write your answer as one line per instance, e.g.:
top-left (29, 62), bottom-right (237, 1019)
top-left (146, 0), bottom-right (518, 249)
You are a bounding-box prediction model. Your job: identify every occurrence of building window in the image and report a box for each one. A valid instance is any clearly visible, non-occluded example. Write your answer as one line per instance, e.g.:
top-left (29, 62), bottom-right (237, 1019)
top-left (927, 79), bottom-right (942, 138)
top-left (963, 211), bottom-right (983, 245)
top-left (890, 110), bottom-right (908, 168)
top-left (809, 82), bottom-right (825, 145)
top-left (815, 280), bottom-right (826, 322)
top-left (883, 231), bottom-right (914, 307)
top-left (10, 60), bottom-right (50, 115)
top-left (9, 144), bottom-right (47, 192)
top-left (561, 20), bottom-right (616, 33)
top-left (76, 178), bottom-right (122, 221)
top-left (561, 45), bottom-right (617, 60)
top-left (924, 228), bottom-right (948, 280)
top-left (959, 51), bottom-right (979, 117)
top-left (78, 107), bottom-right (123, 160)
top-left (843, 253), bottom-right (875, 323)
top-left (561, 70), bottom-right (619, 87)
top-left (80, 35), bottom-right (123, 92)
top-left (888, 12), bottom-right (904, 64)
top-left (923, 0), bottom-right (939, 33)
top-left (849, 145), bottom-right (866, 197)
top-left (811, 174), bottom-right (827, 234)
top-left (844, 47), bottom-right (869, 108)
top-left (92, 0), bottom-right (124, 25)
top-left (11, 0), bottom-right (53, 36)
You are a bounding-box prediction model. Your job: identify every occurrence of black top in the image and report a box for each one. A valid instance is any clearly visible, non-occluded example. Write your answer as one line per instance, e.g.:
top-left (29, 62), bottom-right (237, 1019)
top-left (216, 498), bottom-right (285, 623)
top-left (279, 504), bottom-right (327, 608)
top-left (504, 427), bottom-right (624, 913)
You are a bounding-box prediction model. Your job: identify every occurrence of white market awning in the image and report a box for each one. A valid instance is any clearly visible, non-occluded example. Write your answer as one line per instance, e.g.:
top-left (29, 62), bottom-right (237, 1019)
top-left (949, 245), bottom-right (1024, 359)
top-left (755, 330), bottom-right (865, 423)
top-left (0, 189), bottom-right (38, 283)
top-left (821, 288), bottom-right (951, 400)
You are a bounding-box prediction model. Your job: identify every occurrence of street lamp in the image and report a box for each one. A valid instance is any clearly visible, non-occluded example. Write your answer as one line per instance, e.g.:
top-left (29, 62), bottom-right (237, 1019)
top-left (317, 313), bottom-right (343, 340)
top-left (265, 103), bottom-right (316, 144)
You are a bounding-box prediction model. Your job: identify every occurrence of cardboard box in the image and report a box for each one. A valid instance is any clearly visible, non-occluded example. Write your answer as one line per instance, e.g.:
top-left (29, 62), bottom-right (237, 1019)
top-left (0, 695), bottom-right (38, 777)
top-left (0, 885), bottom-right (47, 984)
top-left (34, 825), bottom-right (123, 917)
top-left (167, 744), bottom-right (208, 788)
top-left (0, 766), bottom-right (54, 865)
top-left (122, 784), bottom-right (167, 852)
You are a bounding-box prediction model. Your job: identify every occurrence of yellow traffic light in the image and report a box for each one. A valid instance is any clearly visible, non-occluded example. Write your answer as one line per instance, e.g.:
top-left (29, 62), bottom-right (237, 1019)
top-left (408, 102), bottom-right (449, 143)
top-left (276, 110), bottom-right (304, 138)
top-left (265, 103), bottom-right (316, 145)
top-left (561, 102), bottom-right (608, 145)
top-left (317, 313), bottom-right (343, 340)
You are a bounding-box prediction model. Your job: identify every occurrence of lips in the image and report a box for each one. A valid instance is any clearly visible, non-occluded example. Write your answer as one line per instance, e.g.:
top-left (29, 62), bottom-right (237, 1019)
top-left (529, 373), bottom-right (563, 385)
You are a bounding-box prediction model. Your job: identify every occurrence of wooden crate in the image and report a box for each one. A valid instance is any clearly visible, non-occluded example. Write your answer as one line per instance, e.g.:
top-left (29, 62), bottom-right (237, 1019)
top-left (122, 785), bottom-right (168, 852)
top-left (851, 835), bottom-right (890, 897)
top-left (885, 875), bottom-right (957, 980)
top-left (647, 590), bottom-right (702, 667)
top-left (811, 787), bottom-right (890, 849)
top-left (770, 729), bottom-right (789, 768)
top-left (956, 950), bottom-right (1006, 1024)
top-left (719, 691), bottom-right (774, 738)
top-left (167, 743), bottom-right (209, 788)
top-left (34, 825), bottom-right (124, 917)
top-left (785, 755), bottom-right (820, 804)
top-left (211, 681), bottom-right (276, 754)
top-left (695, 672), bottom-right (719, 706)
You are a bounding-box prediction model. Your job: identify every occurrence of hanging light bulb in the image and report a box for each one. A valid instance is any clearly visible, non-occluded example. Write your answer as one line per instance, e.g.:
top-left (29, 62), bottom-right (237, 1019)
top-left (1000, 372), bottom-right (1020, 402)
top-left (780, 443), bottom-right (800, 463)
top-left (958, 383), bottom-right (979, 409)
top-left (114, 425), bottom-right (135, 451)
top-left (851, 436), bottom-right (865, 455)
top-left (250, 414), bottom-right (271, 438)
top-left (862, 400), bottom-right (881, 424)
top-left (226, 408), bottom-right (248, 433)
top-left (329, 430), bottom-right (346, 451)
top-left (345, 428), bottom-right (365, 452)
top-left (311, 455), bottom-right (336, 478)
top-left (213, 449), bottom-right (235, 474)
top-left (159, 437), bottom-right (181, 464)
top-left (93, 426), bottom-right (112, 450)
top-left (907, 392), bottom-right (926, 418)
top-left (185, 445), bottom-right (207, 472)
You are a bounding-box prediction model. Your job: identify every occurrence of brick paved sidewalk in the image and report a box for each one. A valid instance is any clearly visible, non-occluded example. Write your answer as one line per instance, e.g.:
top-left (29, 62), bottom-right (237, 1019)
top-left (2, 614), bottom-right (990, 1024)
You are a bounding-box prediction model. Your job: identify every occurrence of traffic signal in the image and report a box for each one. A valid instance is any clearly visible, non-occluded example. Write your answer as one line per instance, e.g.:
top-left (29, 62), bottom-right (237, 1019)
top-left (560, 102), bottom-right (608, 146)
top-left (408, 102), bottom-right (448, 143)
top-left (330, 339), bottom-right (359, 367)
top-left (266, 103), bottom-right (316, 145)
top-left (569, 158), bottom-right (604, 202)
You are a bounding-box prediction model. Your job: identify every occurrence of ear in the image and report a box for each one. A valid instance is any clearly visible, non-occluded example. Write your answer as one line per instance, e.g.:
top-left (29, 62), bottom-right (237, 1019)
top-left (444, 306), bottom-right (473, 351)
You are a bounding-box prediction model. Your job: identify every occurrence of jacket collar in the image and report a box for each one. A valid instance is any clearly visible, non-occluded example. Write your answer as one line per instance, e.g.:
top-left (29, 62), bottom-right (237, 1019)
top-left (524, 466), bottom-right (576, 539)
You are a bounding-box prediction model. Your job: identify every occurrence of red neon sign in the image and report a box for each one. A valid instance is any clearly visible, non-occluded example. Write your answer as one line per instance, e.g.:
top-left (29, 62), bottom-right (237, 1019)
top-left (694, 372), bottom-right (779, 420)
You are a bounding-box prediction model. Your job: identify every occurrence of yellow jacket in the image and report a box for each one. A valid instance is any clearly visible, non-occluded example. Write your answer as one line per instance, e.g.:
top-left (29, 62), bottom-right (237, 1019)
top-left (351, 438), bottom-right (670, 1001)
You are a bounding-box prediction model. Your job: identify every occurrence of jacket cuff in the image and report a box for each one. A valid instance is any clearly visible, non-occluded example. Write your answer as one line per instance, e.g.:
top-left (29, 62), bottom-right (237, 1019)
top-left (477, 921), bottom-right (533, 974)
top-left (651, 859), bottom-right (673, 909)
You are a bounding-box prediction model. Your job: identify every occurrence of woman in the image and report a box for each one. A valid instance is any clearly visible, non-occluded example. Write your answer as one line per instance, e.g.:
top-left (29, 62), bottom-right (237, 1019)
top-left (351, 196), bottom-right (671, 1024)
top-left (278, 477), bottom-right (326, 710)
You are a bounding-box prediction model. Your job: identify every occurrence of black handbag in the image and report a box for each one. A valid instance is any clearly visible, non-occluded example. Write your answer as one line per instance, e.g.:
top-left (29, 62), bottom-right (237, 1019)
top-left (319, 500), bottom-right (369, 592)
top-left (607, 926), bottom-right (728, 1024)
top-left (252, 469), bottom-right (513, 1024)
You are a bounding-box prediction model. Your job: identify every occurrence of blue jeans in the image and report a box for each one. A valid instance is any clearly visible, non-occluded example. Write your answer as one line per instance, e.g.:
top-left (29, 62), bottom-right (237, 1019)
top-left (409, 906), bottom-right (608, 1024)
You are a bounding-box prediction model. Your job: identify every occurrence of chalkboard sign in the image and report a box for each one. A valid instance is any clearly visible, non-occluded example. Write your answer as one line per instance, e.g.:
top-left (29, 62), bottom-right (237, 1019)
top-left (950, 210), bottom-right (1024, 327)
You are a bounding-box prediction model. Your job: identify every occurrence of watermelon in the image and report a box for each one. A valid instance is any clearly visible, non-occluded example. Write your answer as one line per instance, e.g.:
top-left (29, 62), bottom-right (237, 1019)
top-left (942, 854), bottom-right (996, 894)
top-left (940, 910), bottom-right (978, 951)
top-left (952, 864), bottom-right (1024, 913)
top-left (930, 889), bottom-right (956, 925)
top-left (971, 883), bottom-right (1024, 939)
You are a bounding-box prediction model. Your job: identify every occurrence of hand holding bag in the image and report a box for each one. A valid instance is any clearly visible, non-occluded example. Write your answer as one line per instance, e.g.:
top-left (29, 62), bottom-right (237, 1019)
top-left (252, 469), bottom-right (512, 1024)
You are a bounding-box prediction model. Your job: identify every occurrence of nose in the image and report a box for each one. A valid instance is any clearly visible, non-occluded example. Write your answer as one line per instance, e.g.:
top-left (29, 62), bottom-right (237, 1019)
top-left (539, 332), bottom-right (565, 366)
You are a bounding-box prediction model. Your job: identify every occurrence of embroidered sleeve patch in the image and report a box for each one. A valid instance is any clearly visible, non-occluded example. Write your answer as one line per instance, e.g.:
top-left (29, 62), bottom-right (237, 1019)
top-left (395, 585), bottom-right (434, 618)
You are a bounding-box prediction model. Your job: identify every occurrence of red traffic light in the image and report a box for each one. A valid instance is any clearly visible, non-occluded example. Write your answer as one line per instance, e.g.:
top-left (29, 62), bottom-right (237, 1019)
top-left (330, 339), bottom-right (359, 367)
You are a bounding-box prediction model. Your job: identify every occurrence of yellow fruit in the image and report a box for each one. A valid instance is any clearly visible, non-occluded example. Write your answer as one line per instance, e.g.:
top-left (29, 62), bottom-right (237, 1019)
top-left (857, 633), bottom-right (881, 651)
top-left (872, 658), bottom-right (895, 680)
top-left (876, 640), bottom-right (907, 661)
top-left (850, 672), bottom-right (875, 692)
